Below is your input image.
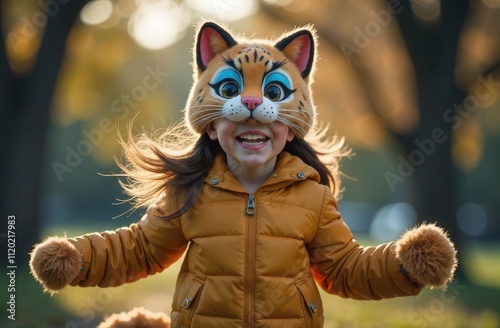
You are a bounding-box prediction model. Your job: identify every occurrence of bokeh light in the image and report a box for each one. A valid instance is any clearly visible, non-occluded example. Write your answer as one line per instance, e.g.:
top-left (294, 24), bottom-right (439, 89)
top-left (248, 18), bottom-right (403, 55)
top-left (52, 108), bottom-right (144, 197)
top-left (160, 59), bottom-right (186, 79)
top-left (370, 202), bottom-right (418, 241)
top-left (185, 0), bottom-right (258, 21)
top-left (411, 0), bottom-right (441, 21)
top-left (128, 1), bottom-right (189, 50)
top-left (80, 0), bottom-right (114, 26)
top-left (457, 203), bottom-right (488, 236)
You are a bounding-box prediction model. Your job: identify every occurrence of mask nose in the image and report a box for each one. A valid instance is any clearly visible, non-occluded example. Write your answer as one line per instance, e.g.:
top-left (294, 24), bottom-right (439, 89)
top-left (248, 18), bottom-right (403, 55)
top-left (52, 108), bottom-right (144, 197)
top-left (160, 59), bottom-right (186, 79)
top-left (241, 97), bottom-right (262, 110)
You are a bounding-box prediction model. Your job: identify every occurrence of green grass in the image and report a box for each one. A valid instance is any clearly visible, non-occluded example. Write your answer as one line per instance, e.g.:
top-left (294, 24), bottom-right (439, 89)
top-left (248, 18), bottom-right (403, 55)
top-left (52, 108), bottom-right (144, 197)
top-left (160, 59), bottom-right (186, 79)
top-left (5, 227), bottom-right (499, 328)
top-left (464, 242), bottom-right (500, 289)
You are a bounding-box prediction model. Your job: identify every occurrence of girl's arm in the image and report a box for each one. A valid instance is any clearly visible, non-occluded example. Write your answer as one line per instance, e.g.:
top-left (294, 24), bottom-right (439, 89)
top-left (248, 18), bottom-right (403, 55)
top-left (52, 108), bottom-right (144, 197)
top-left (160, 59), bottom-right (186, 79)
top-left (30, 203), bottom-right (188, 293)
top-left (308, 187), bottom-right (456, 300)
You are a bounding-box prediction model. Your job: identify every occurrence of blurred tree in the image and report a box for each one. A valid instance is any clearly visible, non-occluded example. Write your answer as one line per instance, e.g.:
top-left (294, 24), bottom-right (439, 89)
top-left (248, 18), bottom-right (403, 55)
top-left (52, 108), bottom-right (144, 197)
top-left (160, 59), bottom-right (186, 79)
top-left (391, 0), bottom-right (468, 278)
top-left (0, 0), bottom-right (90, 265)
top-left (259, 0), bottom-right (500, 281)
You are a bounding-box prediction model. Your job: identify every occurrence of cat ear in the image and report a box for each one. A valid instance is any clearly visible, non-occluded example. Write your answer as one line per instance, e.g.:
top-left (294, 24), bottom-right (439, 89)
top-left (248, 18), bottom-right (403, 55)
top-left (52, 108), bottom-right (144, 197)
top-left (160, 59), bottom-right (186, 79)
top-left (274, 28), bottom-right (316, 78)
top-left (196, 22), bottom-right (237, 71)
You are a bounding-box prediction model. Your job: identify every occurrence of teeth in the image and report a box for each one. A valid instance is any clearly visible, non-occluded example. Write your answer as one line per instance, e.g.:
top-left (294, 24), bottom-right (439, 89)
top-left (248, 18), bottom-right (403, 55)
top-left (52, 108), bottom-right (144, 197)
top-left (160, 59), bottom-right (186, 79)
top-left (238, 134), bottom-right (267, 146)
top-left (239, 135), bottom-right (266, 140)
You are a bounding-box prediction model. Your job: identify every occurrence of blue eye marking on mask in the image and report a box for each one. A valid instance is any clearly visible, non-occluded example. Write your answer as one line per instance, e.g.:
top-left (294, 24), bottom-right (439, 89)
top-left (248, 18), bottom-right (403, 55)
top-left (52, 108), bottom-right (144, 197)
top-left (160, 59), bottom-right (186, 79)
top-left (262, 71), bottom-right (296, 102)
top-left (209, 67), bottom-right (243, 99)
top-left (263, 72), bottom-right (292, 90)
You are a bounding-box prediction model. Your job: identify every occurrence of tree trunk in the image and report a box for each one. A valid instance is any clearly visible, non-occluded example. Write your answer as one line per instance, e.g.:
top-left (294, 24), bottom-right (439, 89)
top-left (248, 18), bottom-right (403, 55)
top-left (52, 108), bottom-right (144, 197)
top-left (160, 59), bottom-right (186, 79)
top-left (0, 0), bottom-right (88, 266)
top-left (392, 0), bottom-right (469, 280)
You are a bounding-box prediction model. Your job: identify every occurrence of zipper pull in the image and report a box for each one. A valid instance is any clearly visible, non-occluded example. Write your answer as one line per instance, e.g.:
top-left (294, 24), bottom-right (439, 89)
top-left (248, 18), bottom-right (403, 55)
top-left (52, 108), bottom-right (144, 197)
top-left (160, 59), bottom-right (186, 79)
top-left (246, 194), bottom-right (255, 216)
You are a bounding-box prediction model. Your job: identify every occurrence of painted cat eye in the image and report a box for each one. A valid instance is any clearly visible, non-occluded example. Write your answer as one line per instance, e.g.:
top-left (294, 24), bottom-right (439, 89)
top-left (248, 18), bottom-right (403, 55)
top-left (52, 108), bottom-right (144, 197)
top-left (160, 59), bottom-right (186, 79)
top-left (219, 80), bottom-right (240, 98)
top-left (263, 71), bottom-right (295, 102)
top-left (209, 67), bottom-right (243, 99)
top-left (264, 83), bottom-right (285, 101)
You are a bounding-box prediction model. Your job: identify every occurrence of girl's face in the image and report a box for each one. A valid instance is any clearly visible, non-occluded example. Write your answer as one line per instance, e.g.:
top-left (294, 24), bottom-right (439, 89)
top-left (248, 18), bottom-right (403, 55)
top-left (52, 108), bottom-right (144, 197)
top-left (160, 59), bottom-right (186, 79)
top-left (207, 118), bottom-right (295, 171)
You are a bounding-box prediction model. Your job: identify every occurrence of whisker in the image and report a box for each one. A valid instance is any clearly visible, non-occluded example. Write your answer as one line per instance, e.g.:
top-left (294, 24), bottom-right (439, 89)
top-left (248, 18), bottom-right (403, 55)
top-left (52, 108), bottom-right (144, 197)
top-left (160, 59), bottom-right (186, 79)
top-left (279, 108), bottom-right (307, 115)
top-left (191, 113), bottom-right (224, 130)
top-left (185, 100), bottom-right (224, 110)
top-left (187, 106), bottom-right (222, 116)
top-left (279, 108), bottom-right (302, 112)
top-left (190, 115), bottom-right (221, 127)
top-left (280, 122), bottom-right (305, 137)
top-left (279, 112), bottom-right (313, 127)
top-left (195, 112), bottom-right (223, 121)
top-left (278, 116), bottom-right (309, 133)
top-left (279, 111), bottom-right (313, 123)
top-left (187, 105), bottom-right (223, 110)
top-left (276, 116), bottom-right (308, 136)
top-left (188, 109), bottom-right (221, 117)
top-left (189, 110), bottom-right (222, 120)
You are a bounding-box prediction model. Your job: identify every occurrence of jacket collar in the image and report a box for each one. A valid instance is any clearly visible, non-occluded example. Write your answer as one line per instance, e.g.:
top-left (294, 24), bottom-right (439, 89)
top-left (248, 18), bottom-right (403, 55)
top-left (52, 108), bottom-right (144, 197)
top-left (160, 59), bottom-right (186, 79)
top-left (204, 152), bottom-right (321, 194)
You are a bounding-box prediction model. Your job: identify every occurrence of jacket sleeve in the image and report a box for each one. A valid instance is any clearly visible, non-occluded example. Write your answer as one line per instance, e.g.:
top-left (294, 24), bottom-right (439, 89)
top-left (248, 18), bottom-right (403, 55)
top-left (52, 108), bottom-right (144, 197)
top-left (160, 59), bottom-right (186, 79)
top-left (307, 187), bottom-right (423, 300)
top-left (69, 202), bottom-right (188, 288)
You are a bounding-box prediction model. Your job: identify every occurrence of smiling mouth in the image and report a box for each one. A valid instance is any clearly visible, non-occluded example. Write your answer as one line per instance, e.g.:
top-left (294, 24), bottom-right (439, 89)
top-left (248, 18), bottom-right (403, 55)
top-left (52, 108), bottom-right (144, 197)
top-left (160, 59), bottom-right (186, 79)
top-left (236, 134), bottom-right (269, 146)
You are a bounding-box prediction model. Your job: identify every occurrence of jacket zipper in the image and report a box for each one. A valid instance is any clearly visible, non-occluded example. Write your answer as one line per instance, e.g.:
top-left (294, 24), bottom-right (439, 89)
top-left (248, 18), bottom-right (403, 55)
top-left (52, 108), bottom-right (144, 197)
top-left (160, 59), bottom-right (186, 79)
top-left (245, 194), bottom-right (256, 327)
top-left (246, 194), bottom-right (255, 215)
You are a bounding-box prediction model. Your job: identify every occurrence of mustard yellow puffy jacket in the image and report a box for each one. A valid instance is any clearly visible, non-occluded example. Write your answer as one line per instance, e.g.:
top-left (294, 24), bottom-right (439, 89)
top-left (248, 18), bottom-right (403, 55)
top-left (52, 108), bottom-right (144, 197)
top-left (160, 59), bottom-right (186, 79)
top-left (69, 152), bottom-right (422, 327)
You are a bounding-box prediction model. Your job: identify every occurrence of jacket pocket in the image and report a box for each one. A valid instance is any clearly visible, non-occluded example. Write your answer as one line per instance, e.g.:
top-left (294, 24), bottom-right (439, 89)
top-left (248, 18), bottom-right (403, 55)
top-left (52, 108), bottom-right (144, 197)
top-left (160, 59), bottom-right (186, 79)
top-left (295, 280), bottom-right (319, 328)
top-left (178, 277), bottom-right (205, 328)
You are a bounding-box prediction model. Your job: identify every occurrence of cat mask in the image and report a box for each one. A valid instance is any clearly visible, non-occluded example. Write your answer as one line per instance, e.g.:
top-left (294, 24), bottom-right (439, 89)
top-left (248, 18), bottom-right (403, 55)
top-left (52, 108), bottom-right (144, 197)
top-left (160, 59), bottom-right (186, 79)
top-left (185, 21), bottom-right (317, 139)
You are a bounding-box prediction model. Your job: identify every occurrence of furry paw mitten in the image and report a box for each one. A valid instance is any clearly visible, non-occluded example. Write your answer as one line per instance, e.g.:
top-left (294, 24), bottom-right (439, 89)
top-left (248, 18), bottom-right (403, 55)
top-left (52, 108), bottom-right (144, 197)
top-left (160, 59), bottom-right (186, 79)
top-left (395, 223), bottom-right (457, 289)
top-left (98, 307), bottom-right (171, 328)
top-left (29, 236), bottom-right (82, 293)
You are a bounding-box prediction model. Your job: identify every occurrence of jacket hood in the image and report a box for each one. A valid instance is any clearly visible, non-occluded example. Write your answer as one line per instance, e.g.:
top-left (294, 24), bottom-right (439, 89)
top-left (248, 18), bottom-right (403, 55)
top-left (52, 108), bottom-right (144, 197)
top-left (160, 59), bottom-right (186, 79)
top-left (204, 151), bottom-right (321, 193)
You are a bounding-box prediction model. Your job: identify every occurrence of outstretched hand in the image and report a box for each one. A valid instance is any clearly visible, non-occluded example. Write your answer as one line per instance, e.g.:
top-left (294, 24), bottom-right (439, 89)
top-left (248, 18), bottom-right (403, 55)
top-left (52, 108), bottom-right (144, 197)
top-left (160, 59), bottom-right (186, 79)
top-left (29, 236), bottom-right (82, 294)
top-left (395, 223), bottom-right (457, 289)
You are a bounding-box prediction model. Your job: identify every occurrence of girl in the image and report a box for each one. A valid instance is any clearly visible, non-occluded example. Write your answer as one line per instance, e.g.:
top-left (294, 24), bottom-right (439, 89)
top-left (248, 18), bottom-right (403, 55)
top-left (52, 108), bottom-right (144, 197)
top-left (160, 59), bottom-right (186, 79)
top-left (30, 21), bottom-right (457, 328)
